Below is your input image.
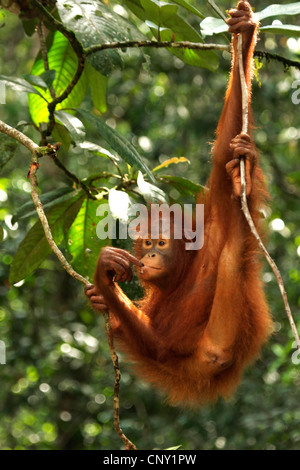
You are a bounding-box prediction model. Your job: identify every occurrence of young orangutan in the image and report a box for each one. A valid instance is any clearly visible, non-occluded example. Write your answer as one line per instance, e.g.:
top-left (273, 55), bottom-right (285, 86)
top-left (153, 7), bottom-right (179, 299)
top-left (85, 1), bottom-right (273, 406)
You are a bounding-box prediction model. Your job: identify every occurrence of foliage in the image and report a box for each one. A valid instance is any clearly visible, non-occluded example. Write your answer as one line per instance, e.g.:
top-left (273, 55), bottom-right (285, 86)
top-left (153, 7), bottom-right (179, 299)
top-left (0, 0), bottom-right (299, 450)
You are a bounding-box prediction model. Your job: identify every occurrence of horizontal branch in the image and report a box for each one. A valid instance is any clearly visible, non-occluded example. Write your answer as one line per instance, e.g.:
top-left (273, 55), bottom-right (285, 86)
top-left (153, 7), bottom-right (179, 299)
top-left (85, 40), bottom-right (229, 56)
top-left (85, 40), bottom-right (300, 71)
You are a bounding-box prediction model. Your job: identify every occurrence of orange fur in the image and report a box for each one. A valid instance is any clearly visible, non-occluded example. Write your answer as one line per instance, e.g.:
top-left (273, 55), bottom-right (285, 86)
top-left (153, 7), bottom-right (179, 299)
top-left (92, 2), bottom-right (273, 407)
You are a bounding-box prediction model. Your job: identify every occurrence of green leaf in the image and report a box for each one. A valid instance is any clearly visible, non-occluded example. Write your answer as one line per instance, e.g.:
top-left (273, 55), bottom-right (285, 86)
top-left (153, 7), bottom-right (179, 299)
top-left (67, 198), bottom-right (109, 280)
top-left (77, 109), bottom-right (155, 183)
top-left (0, 135), bottom-right (18, 173)
top-left (158, 175), bottom-right (206, 197)
top-left (39, 70), bottom-right (57, 89)
top-left (77, 141), bottom-right (119, 162)
top-left (0, 225), bottom-right (4, 243)
top-left (0, 75), bottom-right (45, 97)
top-left (24, 71), bottom-right (56, 90)
top-left (260, 24), bottom-right (300, 37)
top-left (123, 0), bottom-right (218, 70)
top-left (28, 31), bottom-right (89, 127)
top-left (9, 192), bottom-right (84, 284)
top-left (172, 0), bottom-right (204, 19)
top-left (141, 0), bottom-right (178, 25)
top-left (23, 74), bottom-right (49, 89)
top-left (54, 110), bottom-right (86, 143)
top-left (11, 187), bottom-right (76, 225)
top-left (56, 0), bottom-right (145, 76)
top-left (258, 3), bottom-right (300, 21)
top-left (85, 62), bottom-right (108, 114)
top-left (52, 123), bottom-right (72, 150)
top-left (200, 17), bottom-right (227, 36)
top-left (136, 171), bottom-right (168, 203)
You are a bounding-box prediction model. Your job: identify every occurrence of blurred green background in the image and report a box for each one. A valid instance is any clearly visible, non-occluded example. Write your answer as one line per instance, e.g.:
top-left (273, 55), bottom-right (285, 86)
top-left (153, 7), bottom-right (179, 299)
top-left (0, 0), bottom-right (300, 450)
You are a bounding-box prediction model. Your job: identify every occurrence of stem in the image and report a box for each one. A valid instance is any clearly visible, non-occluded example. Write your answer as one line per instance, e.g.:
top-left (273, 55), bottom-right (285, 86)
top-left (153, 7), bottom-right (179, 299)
top-left (50, 153), bottom-right (97, 200)
top-left (237, 34), bottom-right (300, 352)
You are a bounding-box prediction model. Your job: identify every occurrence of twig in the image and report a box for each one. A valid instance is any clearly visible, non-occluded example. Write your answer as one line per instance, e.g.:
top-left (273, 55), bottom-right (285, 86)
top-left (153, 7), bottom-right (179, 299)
top-left (237, 34), bottom-right (300, 352)
top-left (50, 153), bottom-right (97, 200)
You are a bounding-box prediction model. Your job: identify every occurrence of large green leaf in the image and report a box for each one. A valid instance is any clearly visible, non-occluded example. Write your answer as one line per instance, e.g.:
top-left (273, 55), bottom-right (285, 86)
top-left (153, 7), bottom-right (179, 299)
top-left (136, 171), bottom-right (168, 203)
top-left (67, 198), bottom-right (109, 280)
top-left (11, 187), bottom-right (75, 224)
top-left (28, 32), bottom-right (89, 126)
top-left (260, 24), bottom-right (300, 37)
top-left (56, 0), bottom-right (145, 75)
top-left (141, 0), bottom-right (178, 25)
top-left (123, 0), bottom-right (218, 70)
top-left (77, 109), bottom-right (155, 183)
top-left (172, 0), bottom-right (204, 19)
top-left (54, 110), bottom-right (86, 143)
top-left (158, 175), bottom-right (206, 197)
top-left (0, 75), bottom-right (45, 97)
top-left (200, 17), bottom-right (227, 36)
top-left (0, 134), bottom-right (18, 173)
top-left (258, 3), bottom-right (300, 21)
top-left (9, 191), bottom-right (84, 284)
top-left (85, 62), bottom-right (107, 114)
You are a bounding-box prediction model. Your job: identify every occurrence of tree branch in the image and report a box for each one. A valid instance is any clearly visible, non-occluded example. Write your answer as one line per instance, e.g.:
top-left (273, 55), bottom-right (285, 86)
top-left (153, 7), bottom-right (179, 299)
top-left (237, 34), bottom-right (300, 353)
top-left (85, 40), bottom-right (229, 56)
